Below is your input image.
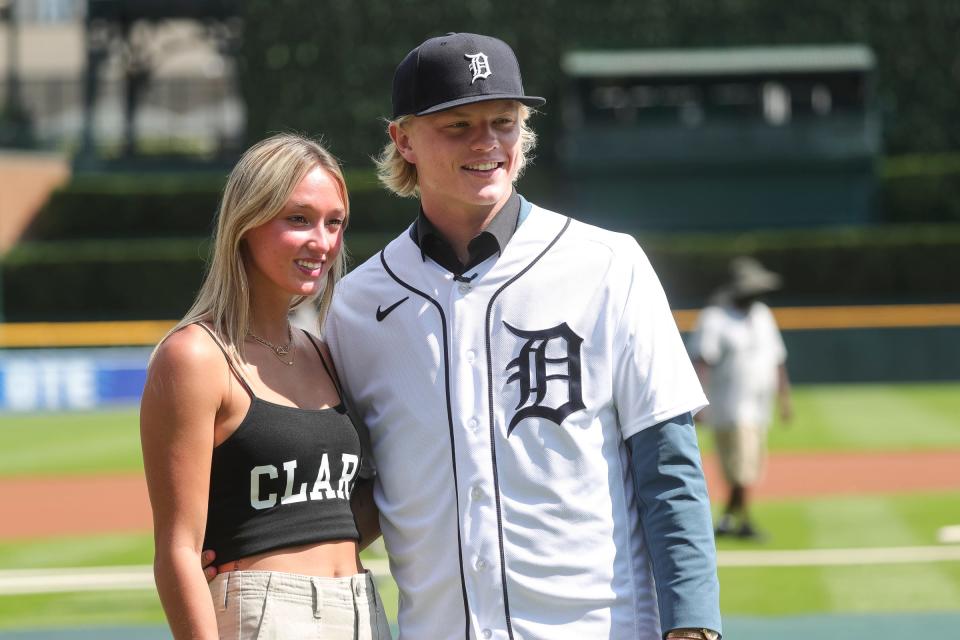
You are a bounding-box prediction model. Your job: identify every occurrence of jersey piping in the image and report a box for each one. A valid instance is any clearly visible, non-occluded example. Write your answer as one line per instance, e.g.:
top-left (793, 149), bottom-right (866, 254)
top-left (329, 203), bottom-right (709, 638)
top-left (483, 216), bottom-right (572, 639)
top-left (379, 216), bottom-right (572, 640)
top-left (378, 250), bottom-right (473, 640)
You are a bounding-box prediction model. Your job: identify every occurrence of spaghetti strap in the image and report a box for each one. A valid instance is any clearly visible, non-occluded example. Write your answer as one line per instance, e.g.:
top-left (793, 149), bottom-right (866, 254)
top-left (302, 330), bottom-right (345, 399)
top-left (193, 322), bottom-right (255, 398)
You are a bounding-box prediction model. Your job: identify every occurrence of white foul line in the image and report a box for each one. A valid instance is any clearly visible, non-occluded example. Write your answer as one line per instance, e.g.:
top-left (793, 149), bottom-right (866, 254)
top-left (0, 550), bottom-right (958, 595)
top-left (0, 565), bottom-right (155, 595)
top-left (718, 545), bottom-right (960, 567)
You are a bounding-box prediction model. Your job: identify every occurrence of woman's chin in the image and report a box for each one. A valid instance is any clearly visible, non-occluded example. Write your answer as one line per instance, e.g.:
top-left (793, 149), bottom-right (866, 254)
top-left (285, 281), bottom-right (322, 298)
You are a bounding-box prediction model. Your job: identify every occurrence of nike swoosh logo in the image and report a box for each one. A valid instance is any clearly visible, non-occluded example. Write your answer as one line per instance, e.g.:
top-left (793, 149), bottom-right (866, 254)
top-left (376, 296), bottom-right (409, 322)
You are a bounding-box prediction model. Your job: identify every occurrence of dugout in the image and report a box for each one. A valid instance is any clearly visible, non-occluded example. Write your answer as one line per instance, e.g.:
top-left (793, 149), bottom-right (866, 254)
top-left (558, 45), bottom-right (880, 231)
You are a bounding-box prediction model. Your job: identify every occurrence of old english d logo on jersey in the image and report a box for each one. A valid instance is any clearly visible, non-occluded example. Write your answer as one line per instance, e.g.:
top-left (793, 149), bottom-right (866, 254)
top-left (504, 321), bottom-right (585, 434)
top-left (465, 52), bottom-right (492, 83)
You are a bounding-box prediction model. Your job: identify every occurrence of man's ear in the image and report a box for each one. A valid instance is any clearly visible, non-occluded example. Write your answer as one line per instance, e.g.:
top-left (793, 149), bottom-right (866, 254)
top-left (389, 121), bottom-right (417, 164)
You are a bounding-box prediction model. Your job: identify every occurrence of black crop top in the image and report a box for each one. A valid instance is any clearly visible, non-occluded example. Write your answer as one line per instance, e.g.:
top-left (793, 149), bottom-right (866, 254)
top-left (197, 323), bottom-right (365, 564)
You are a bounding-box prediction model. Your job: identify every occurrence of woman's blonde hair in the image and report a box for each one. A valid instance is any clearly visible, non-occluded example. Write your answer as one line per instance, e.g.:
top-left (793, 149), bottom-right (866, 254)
top-left (154, 133), bottom-right (349, 364)
top-left (374, 104), bottom-right (537, 197)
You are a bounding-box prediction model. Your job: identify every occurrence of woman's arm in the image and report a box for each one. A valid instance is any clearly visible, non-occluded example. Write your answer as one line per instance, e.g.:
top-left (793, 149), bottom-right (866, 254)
top-left (140, 327), bottom-right (225, 639)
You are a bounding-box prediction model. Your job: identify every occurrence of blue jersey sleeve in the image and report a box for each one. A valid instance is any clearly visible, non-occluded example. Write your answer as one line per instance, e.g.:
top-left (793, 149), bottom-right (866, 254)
top-left (626, 412), bottom-right (722, 637)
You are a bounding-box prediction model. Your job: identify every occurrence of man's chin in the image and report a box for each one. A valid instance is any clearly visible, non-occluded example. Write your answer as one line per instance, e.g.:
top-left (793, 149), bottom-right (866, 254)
top-left (473, 185), bottom-right (512, 206)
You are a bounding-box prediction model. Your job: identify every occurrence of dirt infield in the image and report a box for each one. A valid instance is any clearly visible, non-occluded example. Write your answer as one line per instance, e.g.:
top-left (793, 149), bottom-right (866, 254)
top-left (726, 450), bottom-right (960, 499)
top-left (2, 475), bottom-right (152, 539)
top-left (2, 451), bottom-right (959, 539)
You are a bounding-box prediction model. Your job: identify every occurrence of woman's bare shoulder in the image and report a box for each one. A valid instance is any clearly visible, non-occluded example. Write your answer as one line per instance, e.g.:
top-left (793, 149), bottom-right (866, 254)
top-left (147, 324), bottom-right (230, 395)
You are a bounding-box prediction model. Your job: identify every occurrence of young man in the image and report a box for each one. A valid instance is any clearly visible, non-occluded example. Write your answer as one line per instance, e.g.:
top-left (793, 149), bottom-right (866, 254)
top-left (322, 33), bottom-right (721, 639)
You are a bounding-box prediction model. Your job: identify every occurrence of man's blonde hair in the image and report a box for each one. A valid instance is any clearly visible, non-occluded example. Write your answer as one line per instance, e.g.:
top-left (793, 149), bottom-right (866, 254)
top-left (154, 133), bottom-right (349, 364)
top-left (374, 104), bottom-right (537, 197)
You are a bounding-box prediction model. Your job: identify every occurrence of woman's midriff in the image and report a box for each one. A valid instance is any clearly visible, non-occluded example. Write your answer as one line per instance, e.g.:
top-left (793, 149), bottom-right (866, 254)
top-left (215, 539), bottom-right (362, 576)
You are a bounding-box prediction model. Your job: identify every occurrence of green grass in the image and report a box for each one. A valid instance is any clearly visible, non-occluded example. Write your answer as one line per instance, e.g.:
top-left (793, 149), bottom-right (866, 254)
top-left (0, 580), bottom-right (401, 631)
top-left (0, 533), bottom-right (160, 629)
top-left (0, 533), bottom-right (397, 630)
top-left (716, 491), bottom-right (960, 615)
top-left (714, 492), bottom-right (960, 551)
top-left (0, 533), bottom-right (153, 570)
top-left (697, 382), bottom-right (960, 454)
top-left (720, 562), bottom-right (960, 616)
top-left (1, 493), bottom-right (956, 627)
top-left (0, 590), bottom-right (166, 629)
top-left (769, 382), bottom-right (960, 451)
top-left (0, 408), bottom-right (142, 477)
top-left (1, 383), bottom-right (957, 478)
top-left (0, 383), bottom-right (957, 628)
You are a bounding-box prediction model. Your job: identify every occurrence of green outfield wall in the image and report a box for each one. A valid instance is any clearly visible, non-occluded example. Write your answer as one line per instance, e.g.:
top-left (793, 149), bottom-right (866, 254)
top-left (778, 327), bottom-right (960, 383)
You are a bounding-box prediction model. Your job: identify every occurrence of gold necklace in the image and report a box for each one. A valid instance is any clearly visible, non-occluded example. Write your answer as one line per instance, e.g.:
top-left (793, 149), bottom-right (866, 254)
top-left (248, 324), bottom-right (295, 366)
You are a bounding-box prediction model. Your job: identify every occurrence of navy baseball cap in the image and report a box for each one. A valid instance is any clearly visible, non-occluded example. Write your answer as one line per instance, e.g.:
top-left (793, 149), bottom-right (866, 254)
top-left (392, 32), bottom-right (546, 118)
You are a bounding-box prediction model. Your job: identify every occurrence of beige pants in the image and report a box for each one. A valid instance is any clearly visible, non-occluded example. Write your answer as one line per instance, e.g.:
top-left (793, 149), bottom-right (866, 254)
top-left (209, 570), bottom-right (391, 640)
top-left (714, 424), bottom-right (767, 486)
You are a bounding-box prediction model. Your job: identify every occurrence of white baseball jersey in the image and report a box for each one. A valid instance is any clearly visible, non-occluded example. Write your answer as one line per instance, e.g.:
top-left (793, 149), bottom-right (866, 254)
top-left (325, 204), bottom-right (707, 640)
top-left (689, 301), bottom-right (786, 429)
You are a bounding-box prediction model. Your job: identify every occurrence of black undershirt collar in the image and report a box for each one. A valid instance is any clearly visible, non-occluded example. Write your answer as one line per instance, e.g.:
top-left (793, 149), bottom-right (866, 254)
top-left (409, 190), bottom-right (521, 277)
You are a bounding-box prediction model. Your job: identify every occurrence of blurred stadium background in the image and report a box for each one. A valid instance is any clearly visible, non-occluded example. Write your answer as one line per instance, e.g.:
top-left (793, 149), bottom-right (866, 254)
top-left (1, 0), bottom-right (958, 638)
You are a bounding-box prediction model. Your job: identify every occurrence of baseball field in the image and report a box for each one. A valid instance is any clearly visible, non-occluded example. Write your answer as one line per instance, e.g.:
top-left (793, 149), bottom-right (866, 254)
top-left (1, 381), bottom-right (958, 638)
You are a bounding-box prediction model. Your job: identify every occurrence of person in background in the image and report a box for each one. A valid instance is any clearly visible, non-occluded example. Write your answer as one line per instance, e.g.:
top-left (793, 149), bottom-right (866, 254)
top-left (690, 256), bottom-right (793, 540)
top-left (141, 133), bottom-right (389, 639)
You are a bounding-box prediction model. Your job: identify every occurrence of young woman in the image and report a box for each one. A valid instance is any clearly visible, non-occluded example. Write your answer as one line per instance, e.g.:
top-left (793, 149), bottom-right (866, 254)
top-left (140, 133), bottom-right (390, 639)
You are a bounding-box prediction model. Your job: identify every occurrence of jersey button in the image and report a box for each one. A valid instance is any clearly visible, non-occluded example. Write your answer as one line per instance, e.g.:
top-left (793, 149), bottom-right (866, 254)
top-left (458, 282), bottom-right (472, 295)
top-left (481, 630), bottom-right (492, 639)
top-left (475, 558), bottom-right (488, 571)
top-left (471, 486), bottom-right (483, 500)
top-left (465, 350), bottom-right (476, 363)
top-left (468, 417), bottom-right (479, 430)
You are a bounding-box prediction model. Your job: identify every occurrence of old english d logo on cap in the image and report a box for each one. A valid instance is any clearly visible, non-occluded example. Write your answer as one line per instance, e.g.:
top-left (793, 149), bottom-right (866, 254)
top-left (465, 52), bottom-right (492, 83)
top-left (391, 32), bottom-right (546, 118)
